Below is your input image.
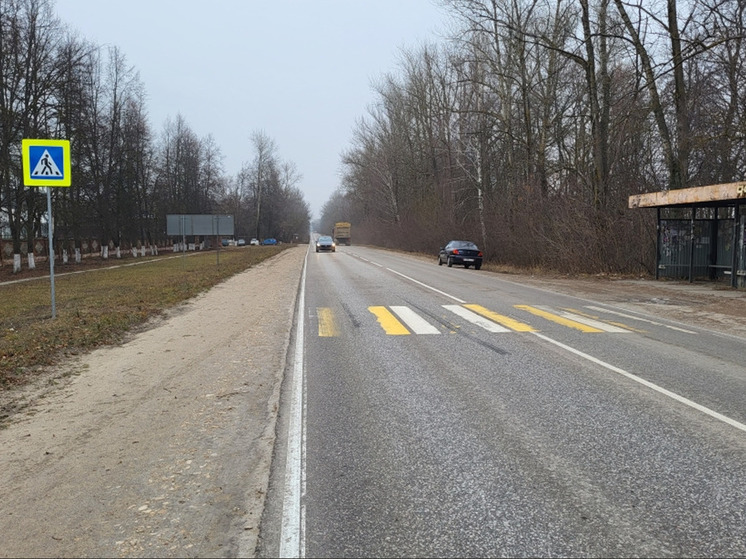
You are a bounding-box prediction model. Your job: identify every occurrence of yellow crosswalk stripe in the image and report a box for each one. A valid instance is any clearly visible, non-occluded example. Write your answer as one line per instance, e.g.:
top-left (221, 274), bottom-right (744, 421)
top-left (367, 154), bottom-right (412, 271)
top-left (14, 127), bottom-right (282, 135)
top-left (558, 307), bottom-right (632, 333)
top-left (464, 304), bottom-right (536, 332)
top-left (317, 307), bottom-right (340, 337)
top-left (514, 305), bottom-right (604, 332)
top-left (368, 306), bottom-right (410, 335)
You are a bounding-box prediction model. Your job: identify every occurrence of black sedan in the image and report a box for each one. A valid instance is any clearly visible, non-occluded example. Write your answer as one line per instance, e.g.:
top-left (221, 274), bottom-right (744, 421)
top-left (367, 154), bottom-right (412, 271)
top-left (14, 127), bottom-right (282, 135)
top-left (438, 240), bottom-right (483, 269)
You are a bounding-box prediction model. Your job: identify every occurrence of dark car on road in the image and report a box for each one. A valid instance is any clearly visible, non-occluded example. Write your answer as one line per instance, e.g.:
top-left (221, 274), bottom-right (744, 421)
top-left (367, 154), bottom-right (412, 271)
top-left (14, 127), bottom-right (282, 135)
top-left (315, 235), bottom-right (336, 253)
top-left (438, 240), bottom-right (483, 269)
top-left (262, 238), bottom-right (278, 245)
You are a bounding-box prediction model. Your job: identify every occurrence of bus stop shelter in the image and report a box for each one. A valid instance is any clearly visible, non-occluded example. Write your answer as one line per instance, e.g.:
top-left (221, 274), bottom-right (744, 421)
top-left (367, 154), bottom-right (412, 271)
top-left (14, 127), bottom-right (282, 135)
top-left (629, 182), bottom-right (746, 288)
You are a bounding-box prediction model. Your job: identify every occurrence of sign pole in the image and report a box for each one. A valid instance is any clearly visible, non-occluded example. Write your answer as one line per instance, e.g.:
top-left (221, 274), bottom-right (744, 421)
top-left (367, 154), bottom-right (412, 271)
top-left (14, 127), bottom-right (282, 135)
top-left (21, 139), bottom-right (70, 320)
top-left (47, 187), bottom-right (56, 319)
top-left (214, 215), bottom-right (220, 266)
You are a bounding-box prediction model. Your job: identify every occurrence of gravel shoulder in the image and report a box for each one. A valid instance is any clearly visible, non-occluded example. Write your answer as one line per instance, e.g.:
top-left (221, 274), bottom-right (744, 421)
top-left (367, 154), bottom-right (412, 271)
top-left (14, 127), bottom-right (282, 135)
top-left (0, 246), bottom-right (306, 558)
top-left (1, 247), bottom-right (745, 558)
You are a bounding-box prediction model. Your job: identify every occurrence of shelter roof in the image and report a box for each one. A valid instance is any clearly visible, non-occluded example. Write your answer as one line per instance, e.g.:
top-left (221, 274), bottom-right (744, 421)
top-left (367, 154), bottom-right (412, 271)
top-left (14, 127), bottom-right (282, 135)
top-left (629, 181), bottom-right (746, 209)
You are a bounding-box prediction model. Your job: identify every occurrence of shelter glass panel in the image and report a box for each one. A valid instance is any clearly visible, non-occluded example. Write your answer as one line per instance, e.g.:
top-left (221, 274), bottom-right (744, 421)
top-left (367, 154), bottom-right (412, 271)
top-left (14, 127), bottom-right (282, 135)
top-left (659, 220), bottom-right (690, 278)
top-left (715, 220), bottom-right (734, 279)
top-left (658, 219), bottom-right (711, 279)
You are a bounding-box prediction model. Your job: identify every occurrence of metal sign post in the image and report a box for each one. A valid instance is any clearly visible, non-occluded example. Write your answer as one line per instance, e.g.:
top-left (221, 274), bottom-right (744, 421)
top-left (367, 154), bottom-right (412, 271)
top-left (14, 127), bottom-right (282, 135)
top-left (22, 139), bottom-right (71, 320)
top-left (46, 187), bottom-right (56, 318)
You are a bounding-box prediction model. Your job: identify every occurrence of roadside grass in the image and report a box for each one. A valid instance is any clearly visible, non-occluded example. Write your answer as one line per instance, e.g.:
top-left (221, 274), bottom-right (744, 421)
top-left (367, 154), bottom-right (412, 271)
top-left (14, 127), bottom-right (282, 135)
top-left (0, 246), bottom-right (287, 388)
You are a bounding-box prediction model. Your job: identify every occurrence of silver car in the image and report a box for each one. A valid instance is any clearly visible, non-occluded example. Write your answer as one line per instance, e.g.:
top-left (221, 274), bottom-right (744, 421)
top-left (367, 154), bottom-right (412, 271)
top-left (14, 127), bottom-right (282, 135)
top-left (315, 235), bottom-right (336, 252)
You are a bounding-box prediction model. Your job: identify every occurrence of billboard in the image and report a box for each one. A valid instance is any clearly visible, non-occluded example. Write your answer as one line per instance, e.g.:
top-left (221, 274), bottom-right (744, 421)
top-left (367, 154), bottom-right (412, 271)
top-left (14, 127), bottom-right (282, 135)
top-left (166, 214), bottom-right (234, 236)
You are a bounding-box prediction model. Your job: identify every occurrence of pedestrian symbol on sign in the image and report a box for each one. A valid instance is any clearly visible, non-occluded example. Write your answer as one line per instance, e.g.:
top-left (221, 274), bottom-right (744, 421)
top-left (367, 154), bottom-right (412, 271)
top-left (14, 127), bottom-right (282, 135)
top-left (31, 149), bottom-right (63, 177)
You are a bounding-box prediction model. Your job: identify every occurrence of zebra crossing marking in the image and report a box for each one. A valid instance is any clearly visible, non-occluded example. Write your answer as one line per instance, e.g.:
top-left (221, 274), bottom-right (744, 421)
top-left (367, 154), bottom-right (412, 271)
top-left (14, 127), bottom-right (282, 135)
top-left (555, 307), bottom-right (632, 333)
top-left (464, 304), bottom-right (536, 332)
top-left (319, 303), bottom-right (647, 337)
top-left (585, 305), bottom-right (696, 334)
top-left (390, 306), bottom-right (441, 334)
top-left (514, 305), bottom-right (604, 332)
top-left (443, 305), bottom-right (511, 333)
top-left (368, 306), bottom-right (410, 335)
top-left (317, 307), bottom-right (340, 337)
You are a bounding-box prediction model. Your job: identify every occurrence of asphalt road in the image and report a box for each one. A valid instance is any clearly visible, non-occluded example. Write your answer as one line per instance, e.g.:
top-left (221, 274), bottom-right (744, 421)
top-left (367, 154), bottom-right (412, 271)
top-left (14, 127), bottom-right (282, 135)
top-left (261, 245), bottom-right (746, 557)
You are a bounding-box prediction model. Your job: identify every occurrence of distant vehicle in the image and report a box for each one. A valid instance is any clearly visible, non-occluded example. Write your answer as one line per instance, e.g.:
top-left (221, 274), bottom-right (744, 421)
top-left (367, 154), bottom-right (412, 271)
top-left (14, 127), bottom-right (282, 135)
top-left (237, 238), bottom-right (246, 246)
top-left (221, 239), bottom-right (230, 247)
top-left (438, 240), bottom-right (483, 270)
top-left (250, 238), bottom-right (260, 246)
top-left (333, 222), bottom-right (351, 246)
top-left (262, 238), bottom-right (278, 245)
top-left (315, 235), bottom-right (335, 253)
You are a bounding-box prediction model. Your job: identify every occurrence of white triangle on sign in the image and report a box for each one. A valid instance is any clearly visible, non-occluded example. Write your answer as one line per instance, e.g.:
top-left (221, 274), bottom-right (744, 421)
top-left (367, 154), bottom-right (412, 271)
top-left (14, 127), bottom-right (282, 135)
top-left (31, 149), bottom-right (62, 177)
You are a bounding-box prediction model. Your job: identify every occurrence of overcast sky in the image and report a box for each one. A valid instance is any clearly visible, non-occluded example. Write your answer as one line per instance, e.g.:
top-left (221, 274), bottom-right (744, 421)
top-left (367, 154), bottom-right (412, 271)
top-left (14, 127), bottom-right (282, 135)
top-left (53, 0), bottom-right (451, 219)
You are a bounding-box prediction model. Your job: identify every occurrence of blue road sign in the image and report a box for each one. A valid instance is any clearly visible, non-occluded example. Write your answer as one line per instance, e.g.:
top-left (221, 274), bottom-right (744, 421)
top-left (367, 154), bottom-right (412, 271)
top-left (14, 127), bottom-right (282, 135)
top-left (22, 139), bottom-right (71, 187)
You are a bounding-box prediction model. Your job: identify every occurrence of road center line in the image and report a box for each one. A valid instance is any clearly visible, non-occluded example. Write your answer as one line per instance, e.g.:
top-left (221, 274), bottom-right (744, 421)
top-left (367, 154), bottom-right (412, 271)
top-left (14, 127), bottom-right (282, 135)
top-left (532, 332), bottom-right (746, 433)
top-left (385, 268), bottom-right (466, 303)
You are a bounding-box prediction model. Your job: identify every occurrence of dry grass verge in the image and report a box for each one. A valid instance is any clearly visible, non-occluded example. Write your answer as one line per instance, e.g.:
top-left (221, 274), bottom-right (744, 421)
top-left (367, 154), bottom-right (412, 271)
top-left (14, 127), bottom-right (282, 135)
top-left (0, 246), bottom-right (287, 388)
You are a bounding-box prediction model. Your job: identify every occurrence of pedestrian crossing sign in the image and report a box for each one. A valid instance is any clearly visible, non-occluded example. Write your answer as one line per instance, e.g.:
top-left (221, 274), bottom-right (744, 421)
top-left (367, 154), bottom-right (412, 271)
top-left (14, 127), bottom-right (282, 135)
top-left (22, 139), bottom-right (71, 187)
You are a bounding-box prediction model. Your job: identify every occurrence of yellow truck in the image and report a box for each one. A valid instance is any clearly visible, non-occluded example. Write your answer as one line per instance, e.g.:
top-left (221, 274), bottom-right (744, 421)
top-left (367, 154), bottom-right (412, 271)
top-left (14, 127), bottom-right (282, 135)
top-left (333, 222), bottom-right (351, 246)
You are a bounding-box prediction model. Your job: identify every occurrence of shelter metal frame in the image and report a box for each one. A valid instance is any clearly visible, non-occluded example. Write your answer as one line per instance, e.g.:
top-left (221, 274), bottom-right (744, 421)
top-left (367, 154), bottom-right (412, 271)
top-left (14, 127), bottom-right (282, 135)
top-left (629, 182), bottom-right (746, 288)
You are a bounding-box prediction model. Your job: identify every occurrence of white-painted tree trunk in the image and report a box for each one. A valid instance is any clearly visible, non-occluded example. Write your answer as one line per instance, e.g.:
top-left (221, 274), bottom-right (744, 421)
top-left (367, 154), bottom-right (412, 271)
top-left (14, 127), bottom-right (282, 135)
top-left (62, 249), bottom-right (69, 264)
top-left (13, 254), bottom-right (21, 273)
top-left (75, 248), bottom-right (81, 263)
top-left (27, 253), bottom-right (35, 270)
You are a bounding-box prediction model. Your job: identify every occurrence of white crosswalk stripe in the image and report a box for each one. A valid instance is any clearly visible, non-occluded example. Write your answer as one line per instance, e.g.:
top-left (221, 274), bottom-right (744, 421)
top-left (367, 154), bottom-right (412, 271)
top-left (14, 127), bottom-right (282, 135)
top-left (390, 306), bottom-right (441, 334)
top-left (553, 309), bottom-right (631, 333)
top-left (585, 305), bottom-right (696, 334)
top-left (442, 305), bottom-right (512, 333)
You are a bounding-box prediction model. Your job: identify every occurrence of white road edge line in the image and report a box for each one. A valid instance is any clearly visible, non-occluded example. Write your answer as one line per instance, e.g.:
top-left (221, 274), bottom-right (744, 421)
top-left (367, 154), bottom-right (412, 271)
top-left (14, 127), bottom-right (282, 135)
top-left (532, 332), bottom-right (746, 433)
top-left (280, 248), bottom-right (308, 558)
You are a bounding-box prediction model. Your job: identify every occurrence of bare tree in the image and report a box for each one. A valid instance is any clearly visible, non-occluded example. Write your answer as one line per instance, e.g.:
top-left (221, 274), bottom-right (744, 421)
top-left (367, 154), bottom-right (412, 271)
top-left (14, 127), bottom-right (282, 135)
top-left (247, 130), bottom-right (277, 239)
top-left (0, 0), bottom-right (63, 270)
